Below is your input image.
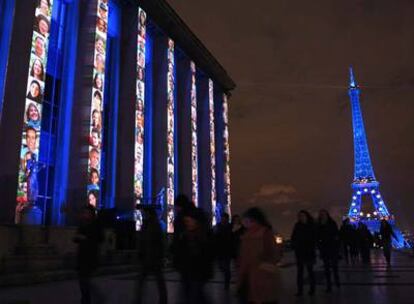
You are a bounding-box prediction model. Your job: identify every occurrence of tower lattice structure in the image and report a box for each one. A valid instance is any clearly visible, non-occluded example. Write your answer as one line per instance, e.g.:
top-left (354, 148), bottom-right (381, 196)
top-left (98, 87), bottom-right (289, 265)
top-left (345, 68), bottom-right (409, 248)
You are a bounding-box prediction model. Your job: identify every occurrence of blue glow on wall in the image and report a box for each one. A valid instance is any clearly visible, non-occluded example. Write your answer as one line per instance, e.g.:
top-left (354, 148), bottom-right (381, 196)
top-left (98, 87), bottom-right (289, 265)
top-left (0, 0), bottom-right (15, 120)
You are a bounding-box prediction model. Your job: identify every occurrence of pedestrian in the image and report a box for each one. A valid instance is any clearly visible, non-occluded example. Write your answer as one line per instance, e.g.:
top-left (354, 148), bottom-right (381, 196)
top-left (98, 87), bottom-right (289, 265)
top-left (214, 212), bottom-right (233, 290)
top-left (379, 219), bottom-right (396, 266)
top-left (317, 209), bottom-right (340, 293)
top-left (237, 207), bottom-right (282, 304)
top-left (349, 223), bottom-right (360, 264)
top-left (339, 218), bottom-right (355, 264)
top-left (135, 207), bottom-right (167, 304)
top-left (176, 208), bottom-right (213, 304)
top-left (357, 222), bottom-right (373, 265)
top-left (231, 214), bottom-right (245, 261)
top-left (291, 210), bottom-right (317, 296)
top-left (73, 205), bottom-right (104, 304)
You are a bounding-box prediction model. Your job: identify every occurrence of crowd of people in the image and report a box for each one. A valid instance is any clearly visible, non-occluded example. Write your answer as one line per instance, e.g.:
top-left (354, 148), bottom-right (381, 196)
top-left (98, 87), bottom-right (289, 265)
top-left (73, 195), bottom-right (397, 304)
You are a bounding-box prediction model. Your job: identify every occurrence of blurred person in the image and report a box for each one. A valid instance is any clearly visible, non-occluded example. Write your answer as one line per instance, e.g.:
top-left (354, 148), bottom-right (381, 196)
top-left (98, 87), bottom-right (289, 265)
top-left (135, 207), bottom-right (167, 304)
top-left (231, 214), bottom-right (245, 260)
top-left (214, 212), bottom-right (232, 290)
top-left (73, 205), bottom-right (104, 304)
top-left (317, 209), bottom-right (340, 292)
top-left (379, 219), bottom-right (397, 266)
top-left (291, 210), bottom-right (317, 296)
top-left (357, 222), bottom-right (373, 265)
top-left (340, 218), bottom-right (355, 264)
top-left (176, 208), bottom-right (213, 304)
top-left (237, 207), bottom-right (282, 304)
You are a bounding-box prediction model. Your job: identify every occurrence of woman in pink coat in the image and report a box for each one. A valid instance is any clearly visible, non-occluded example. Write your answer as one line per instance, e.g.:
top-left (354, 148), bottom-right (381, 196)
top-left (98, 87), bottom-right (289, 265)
top-left (237, 207), bottom-right (282, 303)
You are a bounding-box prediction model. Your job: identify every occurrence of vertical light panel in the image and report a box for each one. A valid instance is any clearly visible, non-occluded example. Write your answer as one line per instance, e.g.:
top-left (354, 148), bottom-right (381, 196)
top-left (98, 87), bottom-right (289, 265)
top-left (209, 79), bottom-right (217, 225)
top-left (15, 0), bottom-right (54, 222)
top-left (134, 7), bottom-right (146, 206)
top-left (86, 0), bottom-right (109, 208)
top-left (166, 38), bottom-right (175, 233)
top-left (223, 93), bottom-right (231, 213)
top-left (190, 61), bottom-right (198, 206)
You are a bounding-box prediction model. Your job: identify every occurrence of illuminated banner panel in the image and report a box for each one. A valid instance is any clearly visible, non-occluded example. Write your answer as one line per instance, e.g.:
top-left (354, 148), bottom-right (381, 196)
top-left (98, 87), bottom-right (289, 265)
top-left (87, 0), bottom-right (109, 208)
top-left (223, 93), bottom-right (231, 212)
top-left (190, 61), bottom-right (198, 206)
top-left (209, 79), bottom-right (217, 225)
top-left (166, 38), bottom-right (175, 233)
top-left (134, 8), bottom-right (146, 206)
top-left (15, 0), bottom-right (54, 223)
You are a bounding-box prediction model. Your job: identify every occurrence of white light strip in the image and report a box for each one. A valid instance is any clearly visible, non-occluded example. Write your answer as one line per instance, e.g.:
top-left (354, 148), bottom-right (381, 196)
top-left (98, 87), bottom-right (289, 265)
top-left (209, 79), bottom-right (217, 225)
top-left (223, 93), bottom-right (231, 213)
top-left (190, 62), bottom-right (198, 206)
top-left (166, 38), bottom-right (175, 233)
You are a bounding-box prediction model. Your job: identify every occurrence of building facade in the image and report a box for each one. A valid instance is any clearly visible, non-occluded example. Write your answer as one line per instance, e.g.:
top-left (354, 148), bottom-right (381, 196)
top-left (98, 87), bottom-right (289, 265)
top-left (0, 0), bottom-right (235, 229)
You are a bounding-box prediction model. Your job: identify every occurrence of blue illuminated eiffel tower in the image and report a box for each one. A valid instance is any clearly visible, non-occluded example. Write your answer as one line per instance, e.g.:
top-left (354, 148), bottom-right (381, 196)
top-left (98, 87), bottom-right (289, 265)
top-left (346, 68), bottom-right (405, 247)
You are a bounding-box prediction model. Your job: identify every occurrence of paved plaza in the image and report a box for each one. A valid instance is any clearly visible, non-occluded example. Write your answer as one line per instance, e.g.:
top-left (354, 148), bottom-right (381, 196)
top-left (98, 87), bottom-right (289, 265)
top-left (1, 249), bottom-right (414, 304)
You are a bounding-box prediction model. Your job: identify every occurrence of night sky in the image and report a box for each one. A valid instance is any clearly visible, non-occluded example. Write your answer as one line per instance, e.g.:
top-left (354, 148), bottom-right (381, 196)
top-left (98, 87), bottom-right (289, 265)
top-left (168, 0), bottom-right (414, 236)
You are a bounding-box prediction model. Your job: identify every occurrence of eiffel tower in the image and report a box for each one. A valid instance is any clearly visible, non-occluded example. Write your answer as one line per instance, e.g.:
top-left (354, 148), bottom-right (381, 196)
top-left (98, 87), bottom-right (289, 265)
top-left (346, 68), bottom-right (405, 248)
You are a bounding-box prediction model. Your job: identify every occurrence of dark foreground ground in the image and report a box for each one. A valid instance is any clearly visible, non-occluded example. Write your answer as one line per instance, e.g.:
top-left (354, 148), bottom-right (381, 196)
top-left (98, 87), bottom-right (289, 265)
top-left (1, 249), bottom-right (414, 304)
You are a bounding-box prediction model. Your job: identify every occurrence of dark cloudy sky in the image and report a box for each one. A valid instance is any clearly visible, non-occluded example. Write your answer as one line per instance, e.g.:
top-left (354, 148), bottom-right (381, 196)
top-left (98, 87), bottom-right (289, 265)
top-left (168, 0), bottom-right (414, 236)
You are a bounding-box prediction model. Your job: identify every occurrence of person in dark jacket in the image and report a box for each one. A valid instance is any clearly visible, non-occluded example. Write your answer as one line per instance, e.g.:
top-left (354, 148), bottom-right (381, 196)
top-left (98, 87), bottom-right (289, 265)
top-left (73, 205), bottom-right (104, 304)
top-left (214, 212), bottom-right (233, 290)
top-left (339, 218), bottom-right (355, 264)
top-left (317, 209), bottom-right (340, 292)
top-left (379, 219), bottom-right (396, 266)
top-left (231, 214), bottom-right (245, 261)
top-left (291, 210), bottom-right (317, 296)
top-left (135, 207), bottom-right (167, 304)
top-left (357, 222), bottom-right (373, 264)
top-left (176, 208), bottom-right (213, 304)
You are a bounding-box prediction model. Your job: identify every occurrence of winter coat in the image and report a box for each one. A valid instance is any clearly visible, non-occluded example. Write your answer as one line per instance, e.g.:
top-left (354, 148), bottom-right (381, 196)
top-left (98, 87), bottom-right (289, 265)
top-left (317, 219), bottom-right (340, 260)
top-left (291, 222), bottom-right (317, 263)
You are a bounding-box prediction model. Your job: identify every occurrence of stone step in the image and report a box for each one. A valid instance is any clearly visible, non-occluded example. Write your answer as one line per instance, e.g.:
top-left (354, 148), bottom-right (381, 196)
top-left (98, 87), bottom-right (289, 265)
top-left (0, 264), bottom-right (139, 287)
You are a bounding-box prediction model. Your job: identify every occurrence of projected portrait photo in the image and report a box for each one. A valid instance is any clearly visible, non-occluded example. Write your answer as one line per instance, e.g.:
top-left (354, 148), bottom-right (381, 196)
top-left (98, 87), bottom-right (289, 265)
top-left (26, 79), bottom-right (43, 103)
top-left (35, 14), bottom-right (50, 37)
top-left (87, 190), bottom-right (99, 208)
top-left (36, 0), bottom-right (51, 16)
top-left (20, 127), bottom-right (39, 160)
top-left (88, 168), bottom-right (100, 191)
top-left (98, 3), bottom-right (108, 19)
top-left (93, 73), bottom-right (104, 90)
top-left (89, 148), bottom-right (100, 170)
top-left (94, 53), bottom-right (105, 73)
top-left (33, 35), bottom-right (46, 58)
top-left (30, 58), bottom-right (45, 81)
top-left (96, 18), bottom-right (107, 34)
top-left (95, 37), bottom-right (105, 55)
top-left (89, 128), bottom-right (101, 148)
top-left (92, 90), bottom-right (102, 110)
top-left (25, 102), bottom-right (42, 130)
top-left (91, 109), bottom-right (102, 129)
top-left (137, 68), bottom-right (144, 81)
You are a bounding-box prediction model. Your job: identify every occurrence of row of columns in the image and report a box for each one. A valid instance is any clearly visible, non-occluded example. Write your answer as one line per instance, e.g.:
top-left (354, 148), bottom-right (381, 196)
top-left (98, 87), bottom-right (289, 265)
top-left (0, 0), bottom-right (230, 225)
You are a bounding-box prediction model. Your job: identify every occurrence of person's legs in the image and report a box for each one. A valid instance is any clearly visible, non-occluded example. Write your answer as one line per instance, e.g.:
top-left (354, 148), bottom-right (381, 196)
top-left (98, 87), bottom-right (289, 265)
top-left (322, 258), bottom-right (332, 292)
top-left (136, 269), bottom-right (148, 304)
top-left (222, 257), bottom-right (231, 290)
top-left (383, 243), bottom-right (392, 265)
top-left (296, 260), bottom-right (304, 295)
top-left (79, 275), bottom-right (91, 304)
top-left (332, 258), bottom-right (340, 287)
top-left (306, 262), bottom-right (315, 294)
top-left (155, 271), bottom-right (168, 304)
